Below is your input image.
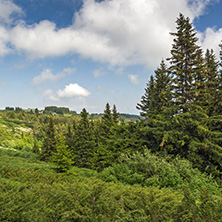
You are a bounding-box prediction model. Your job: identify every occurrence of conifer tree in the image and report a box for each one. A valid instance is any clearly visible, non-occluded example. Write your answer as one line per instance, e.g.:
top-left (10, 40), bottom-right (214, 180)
top-left (217, 67), bottom-right (222, 115)
top-left (136, 75), bottom-right (156, 117)
top-left (112, 104), bottom-right (120, 124)
top-left (32, 139), bottom-right (40, 155)
top-left (51, 133), bottom-right (73, 173)
top-left (137, 60), bottom-right (172, 118)
top-left (153, 59), bottom-right (173, 116)
top-left (73, 108), bottom-right (96, 168)
top-left (102, 103), bottom-right (113, 128)
top-left (165, 16), bottom-right (222, 176)
top-left (137, 14), bottom-right (222, 178)
top-left (65, 120), bottom-right (77, 150)
top-left (95, 104), bottom-right (123, 170)
top-left (168, 13), bottom-right (203, 113)
top-left (40, 117), bottom-right (57, 161)
top-left (204, 49), bottom-right (220, 116)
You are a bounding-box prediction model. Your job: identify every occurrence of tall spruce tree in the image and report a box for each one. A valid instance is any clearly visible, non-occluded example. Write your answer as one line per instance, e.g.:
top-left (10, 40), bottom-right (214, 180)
top-left (40, 117), bottom-right (57, 161)
top-left (217, 67), bottom-right (222, 115)
top-left (95, 103), bottom-right (120, 170)
top-left (168, 13), bottom-right (203, 113)
top-left (103, 103), bottom-right (113, 126)
top-left (112, 104), bottom-right (120, 124)
top-left (136, 75), bottom-right (156, 117)
top-left (153, 59), bottom-right (173, 116)
top-left (137, 60), bottom-right (173, 118)
top-left (51, 133), bottom-right (73, 173)
top-left (100, 103), bottom-right (114, 136)
top-left (204, 49), bottom-right (220, 116)
top-left (73, 108), bottom-right (96, 168)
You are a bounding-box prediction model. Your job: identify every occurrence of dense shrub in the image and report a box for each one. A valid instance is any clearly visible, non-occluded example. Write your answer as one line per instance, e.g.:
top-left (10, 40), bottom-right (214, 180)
top-left (0, 149), bottom-right (37, 160)
top-left (100, 150), bottom-right (220, 193)
top-left (0, 153), bottom-right (222, 221)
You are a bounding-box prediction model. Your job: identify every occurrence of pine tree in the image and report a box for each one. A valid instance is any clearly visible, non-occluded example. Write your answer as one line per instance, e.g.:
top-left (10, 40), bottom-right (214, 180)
top-left (112, 104), bottom-right (120, 124)
top-left (217, 67), bottom-right (222, 115)
top-left (137, 14), bottom-right (222, 178)
top-left (65, 120), bottom-right (77, 150)
top-left (136, 75), bottom-right (156, 117)
top-left (153, 59), bottom-right (173, 116)
top-left (204, 49), bottom-right (220, 116)
top-left (51, 133), bottom-right (73, 173)
top-left (102, 103), bottom-right (113, 130)
top-left (168, 13), bottom-right (203, 113)
top-left (73, 108), bottom-right (96, 168)
top-left (137, 60), bottom-right (172, 118)
top-left (40, 117), bottom-right (57, 161)
top-left (94, 103), bottom-right (116, 170)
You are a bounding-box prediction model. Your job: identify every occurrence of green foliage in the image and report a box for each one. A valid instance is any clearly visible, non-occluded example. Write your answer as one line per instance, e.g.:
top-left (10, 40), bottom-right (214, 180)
top-left (0, 149), bottom-right (38, 160)
top-left (100, 150), bottom-right (220, 193)
top-left (44, 106), bottom-right (70, 115)
top-left (0, 153), bottom-right (222, 221)
top-left (112, 104), bottom-right (120, 124)
top-left (40, 117), bottom-right (57, 161)
top-left (137, 75), bottom-right (156, 117)
top-left (136, 13), bottom-right (222, 178)
top-left (137, 60), bottom-right (172, 117)
top-left (50, 133), bottom-right (73, 173)
top-left (72, 108), bottom-right (96, 168)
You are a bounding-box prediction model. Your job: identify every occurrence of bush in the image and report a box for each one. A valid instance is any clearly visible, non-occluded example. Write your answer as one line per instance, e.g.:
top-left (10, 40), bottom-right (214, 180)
top-left (99, 150), bottom-right (219, 193)
top-left (0, 154), bottom-right (221, 221)
top-left (0, 149), bottom-right (38, 160)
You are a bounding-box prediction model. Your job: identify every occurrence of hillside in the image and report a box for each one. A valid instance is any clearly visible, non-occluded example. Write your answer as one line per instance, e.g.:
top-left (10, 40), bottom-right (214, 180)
top-left (1, 148), bottom-right (222, 221)
top-left (0, 111), bottom-right (221, 220)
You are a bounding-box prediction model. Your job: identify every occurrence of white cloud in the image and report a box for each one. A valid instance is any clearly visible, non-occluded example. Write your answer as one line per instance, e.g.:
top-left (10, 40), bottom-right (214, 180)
top-left (0, 0), bottom-right (23, 56)
top-left (0, 0), bottom-right (220, 67)
top-left (7, 0), bottom-right (217, 68)
top-left (128, 74), bottom-right (139, 84)
top-left (0, 0), bottom-right (23, 24)
top-left (9, 20), bottom-right (120, 62)
top-left (57, 83), bottom-right (91, 98)
top-left (198, 27), bottom-right (222, 59)
top-left (0, 26), bottom-right (10, 56)
top-left (32, 67), bottom-right (75, 86)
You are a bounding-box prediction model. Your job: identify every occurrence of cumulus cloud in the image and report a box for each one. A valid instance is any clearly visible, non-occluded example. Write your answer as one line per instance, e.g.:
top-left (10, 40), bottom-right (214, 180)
top-left (6, 0), bottom-right (218, 68)
top-left (0, 0), bottom-right (221, 67)
top-left (128, 74), bottom-right (139, 85)
top-left (0, 0), bottom-right (23, 24)
top-left (0, 0), bottom-right (23, 56)
top-left (57, 83), bottom-right (91, 98)
top-left (198, 27), bottom-right (222, 58)
top-left (32, 67), bottom-right (75, 86)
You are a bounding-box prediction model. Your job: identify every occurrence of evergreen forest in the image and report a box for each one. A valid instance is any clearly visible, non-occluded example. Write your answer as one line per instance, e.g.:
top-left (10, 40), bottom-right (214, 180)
top-left (1, 13), bottom-right (222, 221)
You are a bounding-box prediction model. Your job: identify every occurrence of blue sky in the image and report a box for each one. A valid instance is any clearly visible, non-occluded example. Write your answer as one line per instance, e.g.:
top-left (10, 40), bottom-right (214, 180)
top-left (0, 0), bottom-right (222, 114)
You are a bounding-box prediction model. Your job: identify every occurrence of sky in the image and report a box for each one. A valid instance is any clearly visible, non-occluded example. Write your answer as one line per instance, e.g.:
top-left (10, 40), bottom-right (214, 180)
top-left (0, 0), bottom-right (222, 114)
